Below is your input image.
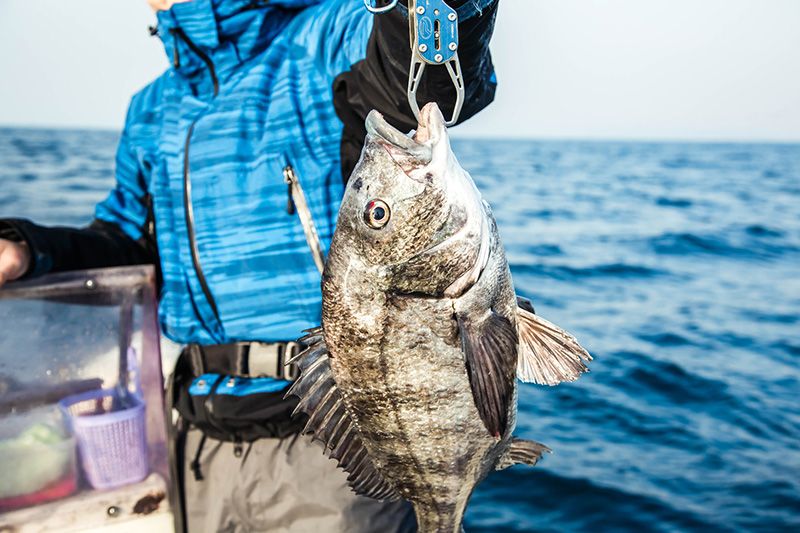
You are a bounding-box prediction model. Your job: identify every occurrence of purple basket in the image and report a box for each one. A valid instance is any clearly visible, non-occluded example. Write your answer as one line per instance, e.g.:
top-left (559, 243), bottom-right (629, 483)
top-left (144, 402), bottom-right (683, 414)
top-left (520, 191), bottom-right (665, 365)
top-left (59, 389), bottom-right (148, 490)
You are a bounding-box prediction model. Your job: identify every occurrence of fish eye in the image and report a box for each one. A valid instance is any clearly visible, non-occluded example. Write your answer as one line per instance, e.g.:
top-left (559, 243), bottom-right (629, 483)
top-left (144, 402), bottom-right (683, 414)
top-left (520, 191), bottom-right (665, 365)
top-left (364, 199), bottom-right (391, 229)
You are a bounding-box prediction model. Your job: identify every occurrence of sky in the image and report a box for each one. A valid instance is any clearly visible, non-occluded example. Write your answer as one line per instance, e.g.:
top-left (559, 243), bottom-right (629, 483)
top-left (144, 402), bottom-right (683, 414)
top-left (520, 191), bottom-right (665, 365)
top-left (0, 0), bottom-right (798, 142)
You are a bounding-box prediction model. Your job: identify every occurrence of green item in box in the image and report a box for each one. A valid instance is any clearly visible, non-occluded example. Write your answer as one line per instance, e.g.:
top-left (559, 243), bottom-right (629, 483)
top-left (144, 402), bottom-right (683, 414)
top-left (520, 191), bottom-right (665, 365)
top-left (0, 423), bottom-right (75, 498)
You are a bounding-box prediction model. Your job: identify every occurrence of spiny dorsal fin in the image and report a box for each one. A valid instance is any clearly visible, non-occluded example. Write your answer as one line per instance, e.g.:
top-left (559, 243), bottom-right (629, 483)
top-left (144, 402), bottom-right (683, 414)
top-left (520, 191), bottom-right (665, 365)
top-left (516, 306), bottom-right (592, 386)
top-left (457, 311), bottom-right (518, 438)
top-left (496, 437), bottom-right (552, 470)
top-left (285, 328), bottom-right (400, 502)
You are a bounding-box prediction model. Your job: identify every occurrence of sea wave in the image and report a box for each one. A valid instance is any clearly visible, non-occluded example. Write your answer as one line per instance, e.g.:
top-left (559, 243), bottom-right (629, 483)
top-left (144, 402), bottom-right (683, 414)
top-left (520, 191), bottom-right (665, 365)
top-left (649, 230), bottom-right (797, 260)
top-left (512, 262), bottom-right (667, 280)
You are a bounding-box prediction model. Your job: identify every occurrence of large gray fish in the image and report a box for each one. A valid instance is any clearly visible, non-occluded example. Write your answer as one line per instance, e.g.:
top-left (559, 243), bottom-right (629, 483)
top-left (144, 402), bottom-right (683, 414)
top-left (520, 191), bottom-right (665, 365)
top-left (287, 103), bottom-right (592, 533)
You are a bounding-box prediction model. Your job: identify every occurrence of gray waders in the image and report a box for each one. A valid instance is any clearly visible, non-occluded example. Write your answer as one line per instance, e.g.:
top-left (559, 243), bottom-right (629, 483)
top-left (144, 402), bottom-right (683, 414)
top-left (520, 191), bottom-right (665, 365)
top-left (182, 429), bottom-right (415, 533)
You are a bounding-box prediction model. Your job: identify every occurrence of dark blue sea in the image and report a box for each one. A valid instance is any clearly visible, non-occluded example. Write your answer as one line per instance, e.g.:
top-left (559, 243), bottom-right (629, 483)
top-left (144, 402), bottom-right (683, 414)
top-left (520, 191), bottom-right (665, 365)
top-left (1, 128), bottom-right (798, 532)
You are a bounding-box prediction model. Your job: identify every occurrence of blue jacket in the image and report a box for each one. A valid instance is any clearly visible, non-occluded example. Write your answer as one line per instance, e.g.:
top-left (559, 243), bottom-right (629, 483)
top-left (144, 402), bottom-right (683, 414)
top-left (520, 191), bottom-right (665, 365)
top-left (3, 0), bottom-right (498, 345)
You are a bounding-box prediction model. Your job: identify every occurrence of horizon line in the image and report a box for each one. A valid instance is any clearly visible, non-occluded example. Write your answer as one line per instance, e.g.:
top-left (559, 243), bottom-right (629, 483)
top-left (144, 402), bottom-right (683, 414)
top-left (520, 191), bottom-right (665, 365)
top-left (1, 122), bottom-right (799, 147)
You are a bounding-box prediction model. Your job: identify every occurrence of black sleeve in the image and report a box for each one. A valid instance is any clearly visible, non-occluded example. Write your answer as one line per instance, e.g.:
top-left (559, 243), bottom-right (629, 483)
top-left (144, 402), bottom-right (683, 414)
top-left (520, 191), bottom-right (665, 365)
top-left (1, 92), bottom-right (160, 283)
top-left (0, 215), bottom-right (158, 280)
top-left (333, 0), bottom-right (499, 179)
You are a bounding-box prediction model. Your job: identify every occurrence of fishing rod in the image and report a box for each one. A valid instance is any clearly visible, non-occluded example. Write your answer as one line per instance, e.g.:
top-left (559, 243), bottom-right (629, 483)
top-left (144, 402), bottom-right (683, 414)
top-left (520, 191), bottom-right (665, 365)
top-left (366, 0), bottom-right (465, 127)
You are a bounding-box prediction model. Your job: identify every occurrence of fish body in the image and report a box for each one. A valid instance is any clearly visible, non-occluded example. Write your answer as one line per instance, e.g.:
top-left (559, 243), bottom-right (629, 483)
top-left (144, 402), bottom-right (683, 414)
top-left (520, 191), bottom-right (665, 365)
top-left (288, 104), bottom-right (591, 532)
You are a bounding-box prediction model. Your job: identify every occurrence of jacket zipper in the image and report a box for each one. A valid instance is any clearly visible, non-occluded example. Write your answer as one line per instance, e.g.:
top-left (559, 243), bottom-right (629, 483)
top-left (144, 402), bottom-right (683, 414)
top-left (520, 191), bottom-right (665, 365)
top-left (183, 122), bottom-right (221, 325)
top-left (175, 29), bottom-right (222, 326)
top-left (170, 28), bottom-right (219, 95)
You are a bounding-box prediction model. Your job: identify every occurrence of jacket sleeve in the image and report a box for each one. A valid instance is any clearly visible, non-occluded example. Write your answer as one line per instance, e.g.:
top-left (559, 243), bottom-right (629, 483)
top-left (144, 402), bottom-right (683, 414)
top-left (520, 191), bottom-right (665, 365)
top-left (331, 0), bottom-right (500, 178)
top-left (0, 103), bottom-right (157, 279)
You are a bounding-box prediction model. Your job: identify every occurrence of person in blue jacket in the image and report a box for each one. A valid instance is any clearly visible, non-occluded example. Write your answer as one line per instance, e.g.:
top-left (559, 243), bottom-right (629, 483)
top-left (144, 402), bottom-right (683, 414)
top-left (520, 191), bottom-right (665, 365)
top-left (0, 0), bottom-right (498, 530)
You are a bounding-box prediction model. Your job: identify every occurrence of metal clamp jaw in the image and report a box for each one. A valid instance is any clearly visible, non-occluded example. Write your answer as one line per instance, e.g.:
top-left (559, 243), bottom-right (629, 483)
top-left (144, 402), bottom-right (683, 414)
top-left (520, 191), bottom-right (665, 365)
top-left (407, 0), bottom-right (465, 126)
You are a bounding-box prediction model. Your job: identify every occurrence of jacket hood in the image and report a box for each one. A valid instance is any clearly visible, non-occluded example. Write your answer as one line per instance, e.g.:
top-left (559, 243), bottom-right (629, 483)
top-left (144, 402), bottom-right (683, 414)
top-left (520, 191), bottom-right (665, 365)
top-left (156, 0), bottom-right (323, 95)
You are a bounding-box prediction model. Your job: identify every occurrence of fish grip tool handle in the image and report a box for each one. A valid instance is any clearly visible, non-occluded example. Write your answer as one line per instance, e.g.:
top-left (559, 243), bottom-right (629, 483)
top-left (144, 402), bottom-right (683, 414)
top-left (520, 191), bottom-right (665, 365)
top-left (407, 0), bottom-right (464, 126)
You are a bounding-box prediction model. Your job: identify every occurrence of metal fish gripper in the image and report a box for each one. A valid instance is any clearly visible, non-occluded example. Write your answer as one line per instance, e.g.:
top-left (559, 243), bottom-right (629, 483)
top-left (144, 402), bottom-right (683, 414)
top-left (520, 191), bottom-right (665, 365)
top-left (364, 0), bottom-right (465, 127)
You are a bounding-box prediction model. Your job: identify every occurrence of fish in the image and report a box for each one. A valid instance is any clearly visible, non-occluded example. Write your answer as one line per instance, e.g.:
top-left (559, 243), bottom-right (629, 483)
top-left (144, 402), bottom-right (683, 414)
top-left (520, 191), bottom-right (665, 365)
top-left (286, 103), bottom-right (592, 533)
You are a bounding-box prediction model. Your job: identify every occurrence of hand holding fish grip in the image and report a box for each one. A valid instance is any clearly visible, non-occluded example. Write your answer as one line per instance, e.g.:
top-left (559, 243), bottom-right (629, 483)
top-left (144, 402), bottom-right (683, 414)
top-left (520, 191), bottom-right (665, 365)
top-left (365, 0), bottom-right (465, 127)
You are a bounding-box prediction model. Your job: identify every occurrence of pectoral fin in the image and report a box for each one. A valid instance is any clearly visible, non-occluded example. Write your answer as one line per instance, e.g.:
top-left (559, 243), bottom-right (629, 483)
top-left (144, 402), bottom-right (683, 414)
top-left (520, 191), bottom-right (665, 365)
top-left (496, 437), bottom-right (552, 470)
top-left (516, 306), bottom-right (592, 385)
top-left (286, 327), bottom-right (400, 501)
top-left (457, 311), bottom-right (519, 438)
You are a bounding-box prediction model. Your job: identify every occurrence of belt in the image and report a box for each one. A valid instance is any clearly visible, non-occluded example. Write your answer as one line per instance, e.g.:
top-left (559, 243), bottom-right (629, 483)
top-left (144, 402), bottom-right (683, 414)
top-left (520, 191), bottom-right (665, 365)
top-left (186, 341), bottom-right (301, 382)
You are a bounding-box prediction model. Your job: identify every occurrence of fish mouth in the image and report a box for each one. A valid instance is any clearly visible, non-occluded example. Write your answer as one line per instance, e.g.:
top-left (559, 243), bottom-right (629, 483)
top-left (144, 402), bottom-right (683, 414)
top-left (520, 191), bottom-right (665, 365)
top-left (365, 106), bottom-right (445, 167)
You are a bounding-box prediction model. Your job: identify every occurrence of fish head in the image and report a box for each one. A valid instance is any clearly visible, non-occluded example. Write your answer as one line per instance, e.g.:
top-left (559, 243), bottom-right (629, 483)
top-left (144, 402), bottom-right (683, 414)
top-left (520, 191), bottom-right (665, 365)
top-left (330, 103), bottom-right (487, 296)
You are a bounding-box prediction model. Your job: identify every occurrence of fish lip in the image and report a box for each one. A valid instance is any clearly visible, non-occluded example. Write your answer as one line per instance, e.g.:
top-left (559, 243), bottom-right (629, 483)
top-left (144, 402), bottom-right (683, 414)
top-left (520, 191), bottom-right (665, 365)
top-left (365, 110), bottom-right (432, 164)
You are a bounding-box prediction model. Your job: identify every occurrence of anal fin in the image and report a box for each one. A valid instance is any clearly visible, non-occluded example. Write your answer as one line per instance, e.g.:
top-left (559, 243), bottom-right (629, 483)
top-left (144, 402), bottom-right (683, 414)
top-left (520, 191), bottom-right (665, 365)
top-left (496, 437), bottom-right (552, 470)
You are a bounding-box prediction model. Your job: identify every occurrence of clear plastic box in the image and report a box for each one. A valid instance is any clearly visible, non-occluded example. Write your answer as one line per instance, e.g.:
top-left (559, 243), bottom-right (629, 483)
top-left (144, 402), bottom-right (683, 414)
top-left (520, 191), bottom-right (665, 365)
top-left (0, 266), bottom-right (175, 532)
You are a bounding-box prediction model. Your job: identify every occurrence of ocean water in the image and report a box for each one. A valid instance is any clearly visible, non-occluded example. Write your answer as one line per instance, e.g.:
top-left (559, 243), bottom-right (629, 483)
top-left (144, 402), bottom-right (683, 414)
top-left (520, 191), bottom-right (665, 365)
top-left (1, 128), bottom-right (799, 531)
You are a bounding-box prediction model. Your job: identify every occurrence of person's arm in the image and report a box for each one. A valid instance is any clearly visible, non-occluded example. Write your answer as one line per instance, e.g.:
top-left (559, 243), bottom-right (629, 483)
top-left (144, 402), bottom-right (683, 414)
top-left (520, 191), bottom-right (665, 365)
top-left (0, 235), bottom-right (30, 286)
top-left (0, 102), bottom-right (157, 284)
top-left (332, 0), bottom-right (500, 177)
top-left (0, 218), bottom-right (156, 280)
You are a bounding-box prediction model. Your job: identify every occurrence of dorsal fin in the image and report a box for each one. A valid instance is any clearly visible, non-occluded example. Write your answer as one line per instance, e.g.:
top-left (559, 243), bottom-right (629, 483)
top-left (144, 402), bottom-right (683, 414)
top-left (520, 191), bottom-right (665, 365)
top-left (286, 327), bottom-right (400, 501)
top-left (515, 306), bottom-right (592, 385)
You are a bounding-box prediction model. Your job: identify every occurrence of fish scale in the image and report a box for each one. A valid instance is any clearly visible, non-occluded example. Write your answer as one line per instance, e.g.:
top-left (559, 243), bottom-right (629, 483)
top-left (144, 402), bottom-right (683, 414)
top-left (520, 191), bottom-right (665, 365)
top-left (326, 291), bottom-right (496, 531)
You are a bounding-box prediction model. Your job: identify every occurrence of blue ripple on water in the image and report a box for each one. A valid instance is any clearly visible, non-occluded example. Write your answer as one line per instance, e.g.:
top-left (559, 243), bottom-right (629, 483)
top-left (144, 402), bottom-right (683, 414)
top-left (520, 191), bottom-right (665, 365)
top-left (649, 230), bottom-right (798, 260)
top-left (512, 262), bottom-right (667, 281)
top-left (656, 196), bottom-right (693, 208)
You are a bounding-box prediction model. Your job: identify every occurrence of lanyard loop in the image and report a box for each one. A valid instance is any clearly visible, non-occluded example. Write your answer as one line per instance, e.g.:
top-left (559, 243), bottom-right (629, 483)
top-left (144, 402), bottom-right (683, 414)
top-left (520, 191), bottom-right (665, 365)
top-left (364, 0), bottom-right (399, 14)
